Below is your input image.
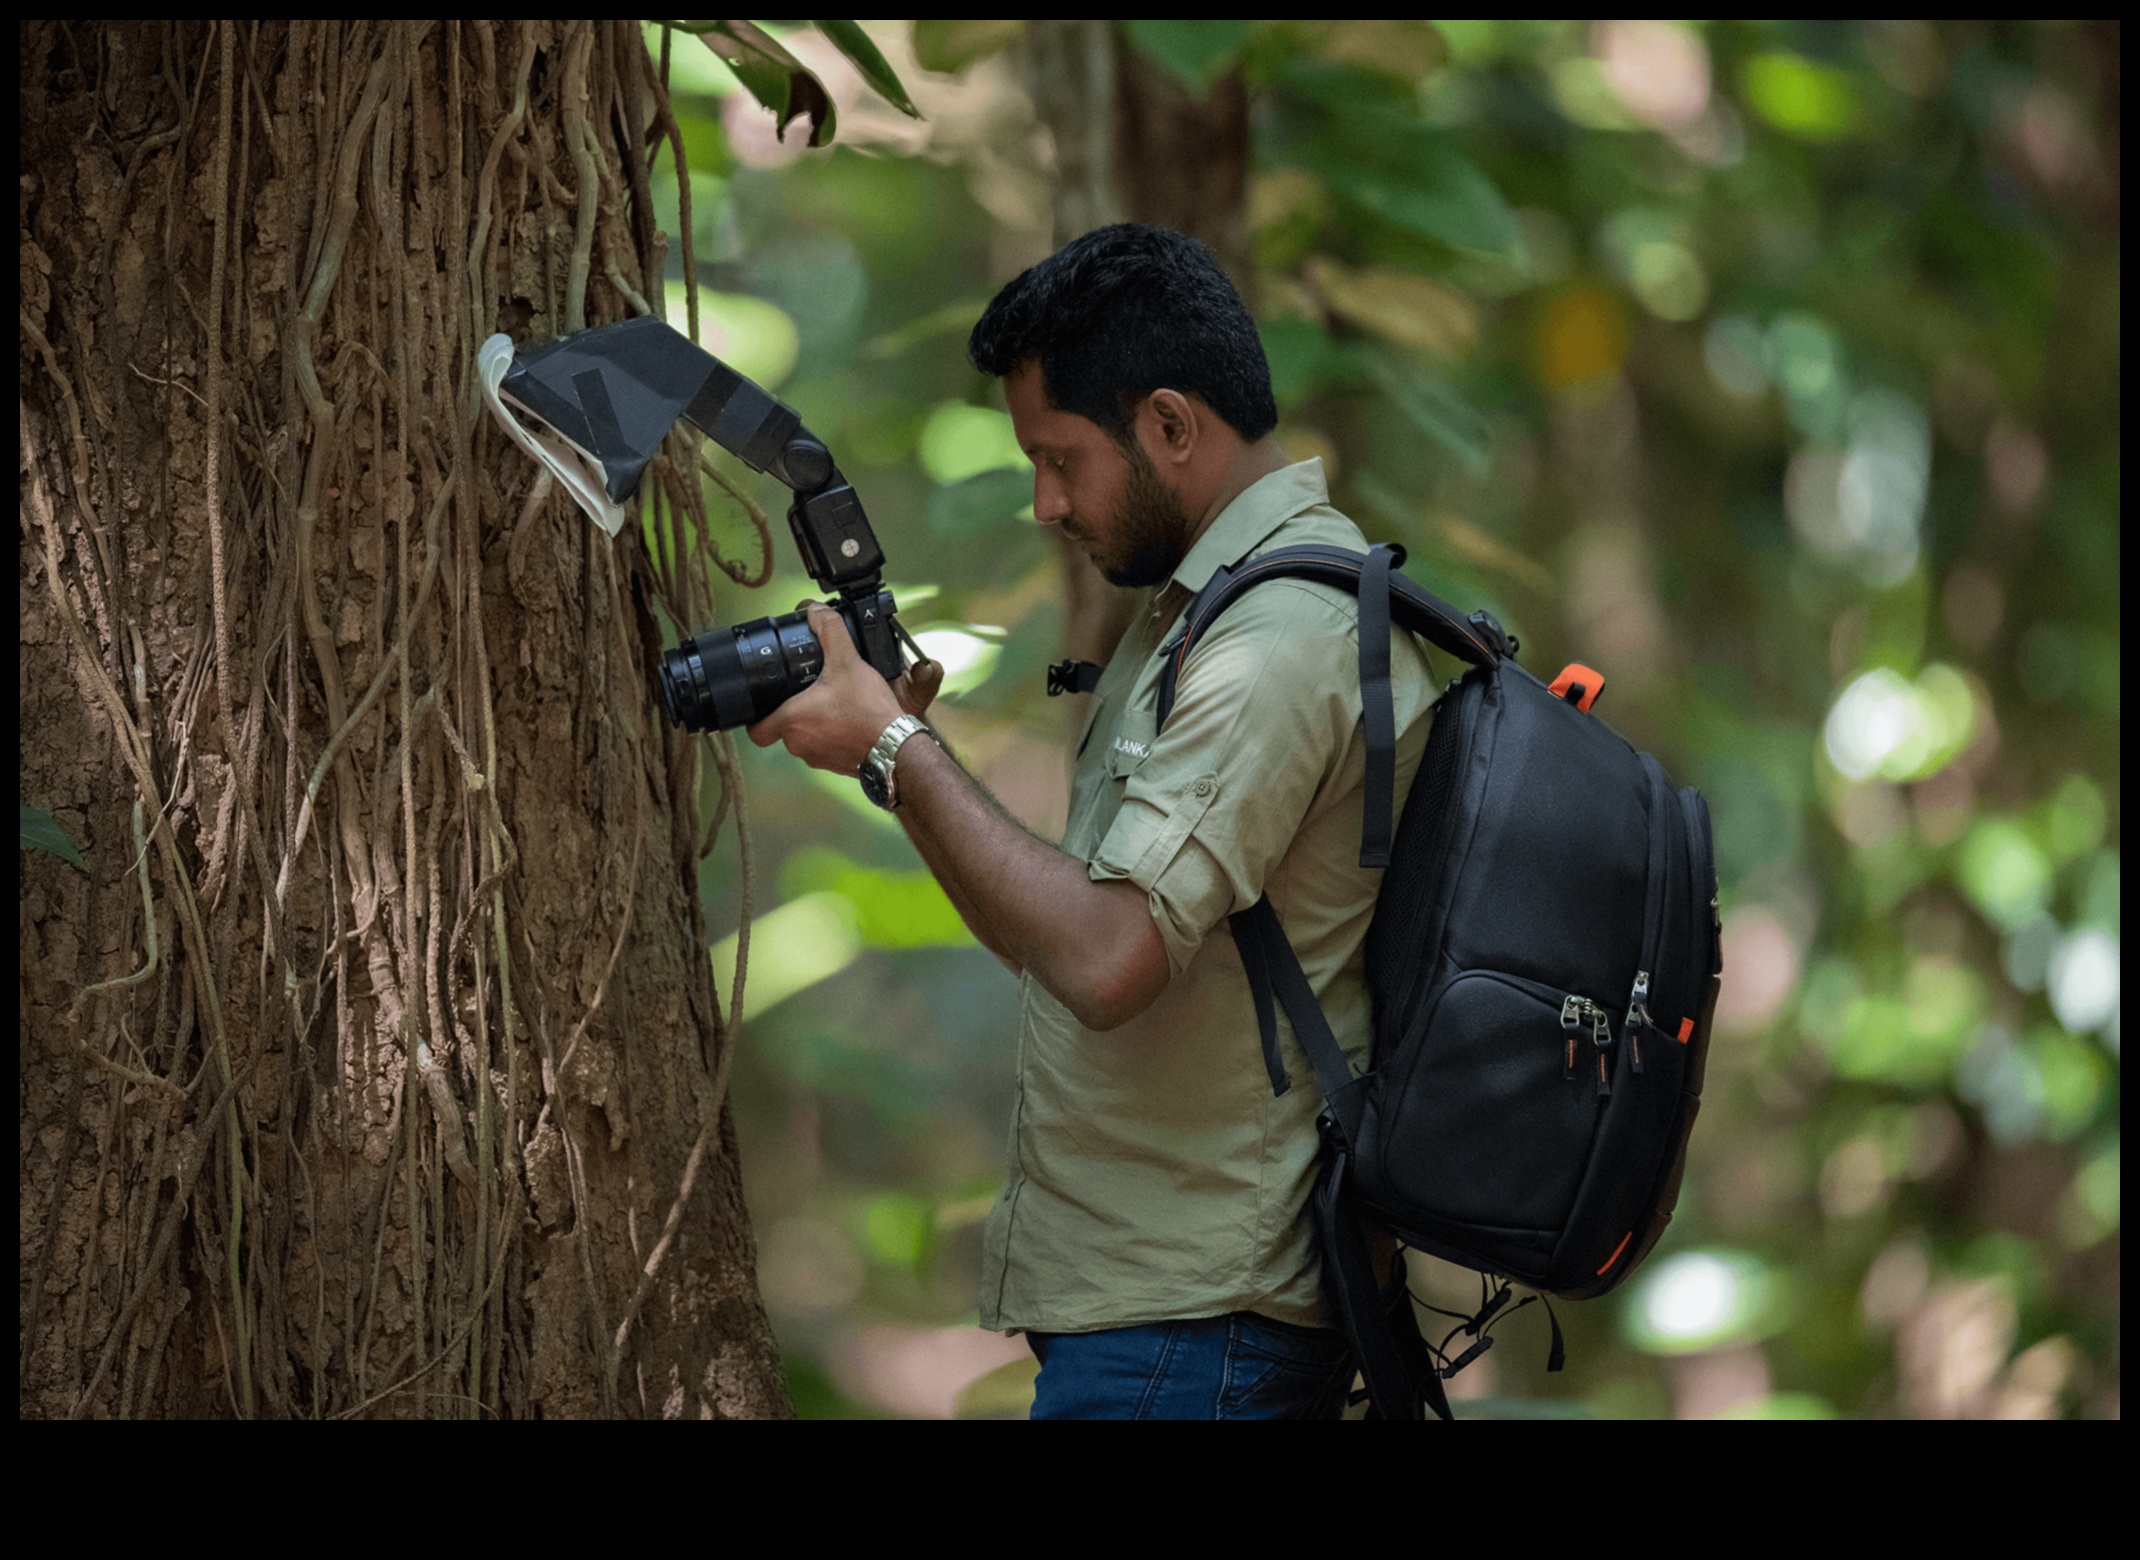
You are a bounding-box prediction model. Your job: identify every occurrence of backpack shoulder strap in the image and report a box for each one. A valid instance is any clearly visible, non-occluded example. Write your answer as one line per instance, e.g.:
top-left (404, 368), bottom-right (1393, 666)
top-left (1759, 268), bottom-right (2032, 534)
top-left (1158, 543), bottom-right (1499, 867)
top-left (1158, 542), bottom-right (1498, 721)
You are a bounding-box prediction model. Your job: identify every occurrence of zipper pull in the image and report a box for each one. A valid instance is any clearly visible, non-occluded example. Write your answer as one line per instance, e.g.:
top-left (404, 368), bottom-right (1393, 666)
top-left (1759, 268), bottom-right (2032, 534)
top-left (1625, 969), bottom-right (1653, 1076)
top-left (1560, 995), bottom-right (1581, 1079)
top-left (1625, 969), bottom-right (1652, 1031)
top-left (1591, 1003), bottom-right (1613, 1098)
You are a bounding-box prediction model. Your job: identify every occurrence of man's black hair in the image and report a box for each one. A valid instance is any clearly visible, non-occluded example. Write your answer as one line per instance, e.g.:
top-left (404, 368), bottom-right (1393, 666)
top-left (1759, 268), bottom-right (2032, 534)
top-left (967, 223), bottom-right (1278, 443)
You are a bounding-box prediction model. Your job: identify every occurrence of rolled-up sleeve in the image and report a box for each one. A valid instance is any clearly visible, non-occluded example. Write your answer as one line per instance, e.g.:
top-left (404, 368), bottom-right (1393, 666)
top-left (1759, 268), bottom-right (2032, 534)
top-left (1088, 584), bottom-right (1361, 973)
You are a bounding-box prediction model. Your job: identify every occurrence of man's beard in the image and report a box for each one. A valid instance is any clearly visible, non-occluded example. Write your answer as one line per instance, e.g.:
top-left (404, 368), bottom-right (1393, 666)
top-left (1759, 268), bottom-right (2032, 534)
top-left (1096, 437), bottom-right (1193, 588)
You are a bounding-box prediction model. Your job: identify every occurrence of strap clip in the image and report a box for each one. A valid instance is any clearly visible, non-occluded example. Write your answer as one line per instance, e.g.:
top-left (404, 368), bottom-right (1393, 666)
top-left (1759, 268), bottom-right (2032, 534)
top-left (1045, 658), bottom-right (1104, 697)
top-left (1467, 609), bottom-right (1518, 660)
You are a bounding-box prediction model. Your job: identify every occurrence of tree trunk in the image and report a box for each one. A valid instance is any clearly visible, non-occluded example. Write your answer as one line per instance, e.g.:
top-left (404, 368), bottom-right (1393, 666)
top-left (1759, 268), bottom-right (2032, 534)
top-left (1014, 21), bottom-right (1253, 671)
top-left (19, 19), bottom-right (789, 1418)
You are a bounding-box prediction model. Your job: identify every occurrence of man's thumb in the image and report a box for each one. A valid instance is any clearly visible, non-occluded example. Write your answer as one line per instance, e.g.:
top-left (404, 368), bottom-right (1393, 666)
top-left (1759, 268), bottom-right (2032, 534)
top-left (804, 602), bottom-right (855, 663)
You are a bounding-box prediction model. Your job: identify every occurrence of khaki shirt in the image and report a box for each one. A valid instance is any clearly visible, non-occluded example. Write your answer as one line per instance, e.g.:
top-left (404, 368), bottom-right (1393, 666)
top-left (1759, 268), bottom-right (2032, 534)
top-left (978, 460), bottom-right (1437, 1333)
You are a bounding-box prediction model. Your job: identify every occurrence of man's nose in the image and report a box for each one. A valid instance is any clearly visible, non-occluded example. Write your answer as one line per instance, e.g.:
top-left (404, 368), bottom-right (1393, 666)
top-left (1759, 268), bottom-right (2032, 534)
top-left (1031, 470), bottom-right (1071, 528)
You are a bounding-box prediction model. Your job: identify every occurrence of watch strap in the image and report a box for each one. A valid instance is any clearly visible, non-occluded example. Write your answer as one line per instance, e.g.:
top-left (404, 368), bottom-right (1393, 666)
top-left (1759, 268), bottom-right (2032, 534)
top-left (861, 714), bottom-right (930, 808)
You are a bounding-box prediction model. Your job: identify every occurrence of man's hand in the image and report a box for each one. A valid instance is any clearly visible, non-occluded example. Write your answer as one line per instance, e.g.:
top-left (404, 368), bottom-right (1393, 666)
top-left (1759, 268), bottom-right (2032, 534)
top-left (746, 602), bottom-right (939, 771)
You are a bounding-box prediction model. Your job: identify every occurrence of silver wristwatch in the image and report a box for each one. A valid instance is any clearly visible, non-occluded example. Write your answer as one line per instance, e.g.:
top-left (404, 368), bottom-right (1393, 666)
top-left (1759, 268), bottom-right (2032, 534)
top-left (858, 714), bottom-right (932, 811)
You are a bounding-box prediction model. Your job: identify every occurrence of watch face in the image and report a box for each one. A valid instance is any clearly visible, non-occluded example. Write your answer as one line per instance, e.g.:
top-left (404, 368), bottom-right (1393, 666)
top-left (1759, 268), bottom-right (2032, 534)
top-left (859, 761), bottom-right (892, 809)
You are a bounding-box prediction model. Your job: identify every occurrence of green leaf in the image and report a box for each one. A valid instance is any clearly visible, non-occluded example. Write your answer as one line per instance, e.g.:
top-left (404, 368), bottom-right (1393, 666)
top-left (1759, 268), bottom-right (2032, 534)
top-left (1359, 347), bottom-right (1491, 472)
top-left (1303, 125), bottom-right (1517, 254)
top-left (1351, 470), bottom-right (1508, 622)
top-left (812, 21), bottom-right (922, 119)
top-left (687, 20), bottom-right (837, 146)
top-left (1259, 316), bottom-right (1348, 406)
top-left (861, 297), bottom-right (993, 360)
top-left (21, 804), bottom-right (85, 868)
top-left (1123, 19), bottom-right (1253, 89)
top-left (1276, 63), bottom-right (1516, 255)
top-left (910, 19), bottom-right (1022, 75)
top-left (780, 847), bottom-right (975, 948)
top-left (926, 467), bottom-right (1031, 538)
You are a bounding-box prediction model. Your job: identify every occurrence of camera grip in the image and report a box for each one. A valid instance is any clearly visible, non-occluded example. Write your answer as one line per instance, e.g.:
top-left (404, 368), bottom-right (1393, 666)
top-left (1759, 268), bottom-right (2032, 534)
top-left (844, 589), bottom-right (904, 681)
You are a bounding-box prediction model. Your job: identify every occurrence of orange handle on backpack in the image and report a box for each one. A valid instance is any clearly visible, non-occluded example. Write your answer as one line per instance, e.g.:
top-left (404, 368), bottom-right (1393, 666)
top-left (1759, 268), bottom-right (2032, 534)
top-left (1549, 663), bottom-right (1605, 713)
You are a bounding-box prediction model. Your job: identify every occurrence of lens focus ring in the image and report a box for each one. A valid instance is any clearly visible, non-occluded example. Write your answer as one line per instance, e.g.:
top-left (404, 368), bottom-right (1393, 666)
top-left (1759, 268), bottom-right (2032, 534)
top-left (656, 609), bottom-right (828, 733)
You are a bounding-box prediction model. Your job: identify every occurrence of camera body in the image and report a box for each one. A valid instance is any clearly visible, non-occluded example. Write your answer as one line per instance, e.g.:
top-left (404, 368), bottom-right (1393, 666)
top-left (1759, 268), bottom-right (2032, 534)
top-left (492, 317), bottom-right (912, 735)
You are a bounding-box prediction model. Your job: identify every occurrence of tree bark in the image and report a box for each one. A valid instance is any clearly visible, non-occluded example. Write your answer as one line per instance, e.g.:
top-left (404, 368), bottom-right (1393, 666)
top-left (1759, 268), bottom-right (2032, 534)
top-left (19, 19), bottom-right (789, 1418)
top-left (1014, 21), bottom-right (1254, 673)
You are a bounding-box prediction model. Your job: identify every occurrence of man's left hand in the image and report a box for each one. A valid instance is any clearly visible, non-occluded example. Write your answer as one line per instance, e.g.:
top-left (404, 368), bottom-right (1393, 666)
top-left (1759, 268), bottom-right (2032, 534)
top-left (746, 602), bottom-right (936, 772)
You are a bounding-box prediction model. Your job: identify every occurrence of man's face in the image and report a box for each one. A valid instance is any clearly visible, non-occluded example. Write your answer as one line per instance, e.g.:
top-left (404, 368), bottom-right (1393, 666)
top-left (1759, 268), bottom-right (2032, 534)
top-left (1004, 360), bottom-right (1193, 589)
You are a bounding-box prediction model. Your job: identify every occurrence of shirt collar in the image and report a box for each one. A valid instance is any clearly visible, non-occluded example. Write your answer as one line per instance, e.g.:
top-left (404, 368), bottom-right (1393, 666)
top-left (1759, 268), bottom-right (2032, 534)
top-left (1161, 458), bottom-right (1331, 605)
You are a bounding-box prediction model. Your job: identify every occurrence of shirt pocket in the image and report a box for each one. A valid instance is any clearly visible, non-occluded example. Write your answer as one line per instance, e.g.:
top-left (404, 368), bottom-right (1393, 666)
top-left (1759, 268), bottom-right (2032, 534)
top-left (1106, 710), bottom-right (1159, 779)
top-left (1075, 690), bottom-right (1110, 761)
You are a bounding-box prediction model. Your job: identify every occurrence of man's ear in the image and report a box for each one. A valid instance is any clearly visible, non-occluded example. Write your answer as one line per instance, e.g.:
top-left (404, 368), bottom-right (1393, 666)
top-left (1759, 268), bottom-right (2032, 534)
top-left (1143, 389), bottom-right (1198, 467)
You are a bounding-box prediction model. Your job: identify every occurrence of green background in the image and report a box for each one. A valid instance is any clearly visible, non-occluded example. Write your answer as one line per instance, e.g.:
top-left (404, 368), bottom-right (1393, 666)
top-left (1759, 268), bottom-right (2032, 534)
top-left (640, 20), bottom-right (2119, 1419)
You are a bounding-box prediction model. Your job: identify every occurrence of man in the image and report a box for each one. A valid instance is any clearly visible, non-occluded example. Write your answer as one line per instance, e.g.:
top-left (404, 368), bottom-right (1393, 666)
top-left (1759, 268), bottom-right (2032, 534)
top-left (750, 224), bottom-right (1436, 1419)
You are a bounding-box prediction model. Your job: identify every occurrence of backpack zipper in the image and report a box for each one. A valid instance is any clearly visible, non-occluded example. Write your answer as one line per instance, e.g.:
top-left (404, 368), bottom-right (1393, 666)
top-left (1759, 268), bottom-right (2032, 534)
top-left (1561, 995), bottom-right (1614, 1096)
top-left (1625, 969), bottom-right (1650, 1075)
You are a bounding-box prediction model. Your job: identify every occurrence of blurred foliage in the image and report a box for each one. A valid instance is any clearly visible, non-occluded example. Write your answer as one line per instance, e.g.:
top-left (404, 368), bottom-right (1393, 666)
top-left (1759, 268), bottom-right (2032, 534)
top-left (644, 20), bottom-right (2119, 1419)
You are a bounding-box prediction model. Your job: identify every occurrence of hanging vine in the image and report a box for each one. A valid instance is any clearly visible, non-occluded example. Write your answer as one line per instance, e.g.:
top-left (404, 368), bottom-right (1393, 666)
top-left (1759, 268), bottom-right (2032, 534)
top-left (20, 19), bottom-right (785, 1418)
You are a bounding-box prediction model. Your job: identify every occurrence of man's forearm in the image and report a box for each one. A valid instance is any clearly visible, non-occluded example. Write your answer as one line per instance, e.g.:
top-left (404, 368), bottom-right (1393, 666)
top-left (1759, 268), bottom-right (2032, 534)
top-left (894, 733), bottom-right (1156, 1027)
top-left (741, 602), bottom-right (1162, 1025)
top-left (896, 806), bottom-right (1022, 972)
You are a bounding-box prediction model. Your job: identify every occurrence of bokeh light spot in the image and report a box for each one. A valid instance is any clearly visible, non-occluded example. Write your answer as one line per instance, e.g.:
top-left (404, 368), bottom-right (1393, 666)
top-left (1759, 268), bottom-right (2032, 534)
top-left (1535, 284), bottom-right (1628, 389)
top-left (1714, 907), bottom-right (1798, 1035)
top-left (1742, 52), bottom-right (1867, 140)
top-left (911, 623), bottom-right (1005, 698)
top-left (1594, 19), bottom-right (1711, 130)
top-left (663, 282), bottom-right (800, 387)
top-left (1625, 1250), bottom-right (1785, 1355)
top-left (1956, 820), bottom-right (2052, 931)
top-left (2047, 928), bottom-right (2119, 1034)
top-left (1825, 669), bottom-right (1919, 780)
top-left (1823, 665), bottom-right (1975, 784)
top-left (1704, 315), bottom-right (1768, 398)
top-left (917, 400), bottom-right (1024, 485)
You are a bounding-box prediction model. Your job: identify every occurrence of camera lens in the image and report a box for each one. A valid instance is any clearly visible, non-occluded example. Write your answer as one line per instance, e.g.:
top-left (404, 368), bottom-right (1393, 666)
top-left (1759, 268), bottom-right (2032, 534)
top-left (657, 609), bottom-right (826, 732)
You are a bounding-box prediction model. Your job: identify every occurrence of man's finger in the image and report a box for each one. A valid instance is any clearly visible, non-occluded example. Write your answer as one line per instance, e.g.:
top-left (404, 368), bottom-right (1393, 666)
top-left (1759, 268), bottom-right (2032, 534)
top-left (898, 657), bottom-right (944, 716)
top-left (744, 707), bottom-right (783, 748)
top-left (804, 602), bottom-right (860, 667)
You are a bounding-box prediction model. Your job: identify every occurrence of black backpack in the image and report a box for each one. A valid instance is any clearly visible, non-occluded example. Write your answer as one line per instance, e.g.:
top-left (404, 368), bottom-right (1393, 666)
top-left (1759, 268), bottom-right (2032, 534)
top-left (1154, 543), bottom-right (1723, 1420)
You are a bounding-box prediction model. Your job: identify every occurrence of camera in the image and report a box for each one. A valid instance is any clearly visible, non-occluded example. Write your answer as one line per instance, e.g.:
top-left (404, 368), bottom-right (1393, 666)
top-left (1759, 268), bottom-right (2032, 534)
top-left (658, 588), bottom-right (901, 733)
top-left (493, 317), bottom-right (912, 734)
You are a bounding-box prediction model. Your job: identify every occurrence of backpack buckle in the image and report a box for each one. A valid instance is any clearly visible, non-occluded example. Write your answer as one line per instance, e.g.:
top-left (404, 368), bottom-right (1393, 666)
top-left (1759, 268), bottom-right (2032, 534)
top-left (1467, 609), bottom-right (1518, 660)
top-left (1046, 659), bottom-right (1103, 697)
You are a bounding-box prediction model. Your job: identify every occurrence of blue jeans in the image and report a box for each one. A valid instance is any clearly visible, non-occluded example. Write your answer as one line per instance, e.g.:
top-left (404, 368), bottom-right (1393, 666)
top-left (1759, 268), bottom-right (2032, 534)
top-left (1027, 1313), bottom-right (1355, 1420)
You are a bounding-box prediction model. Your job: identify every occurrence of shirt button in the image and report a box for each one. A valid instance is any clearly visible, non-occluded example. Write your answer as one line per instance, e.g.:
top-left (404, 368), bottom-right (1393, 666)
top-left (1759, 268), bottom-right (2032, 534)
top-left (1193, 777), bottom-right (1214, 797)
